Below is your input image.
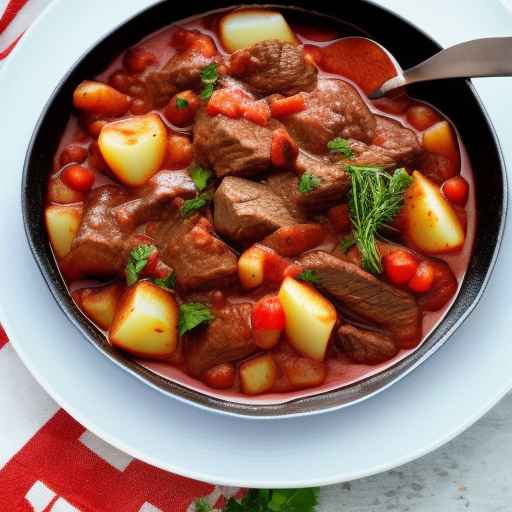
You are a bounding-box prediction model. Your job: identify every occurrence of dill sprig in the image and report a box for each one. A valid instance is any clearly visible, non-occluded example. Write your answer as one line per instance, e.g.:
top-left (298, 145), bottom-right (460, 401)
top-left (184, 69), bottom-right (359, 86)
top-left (346, 165), bottom-right (412, 274)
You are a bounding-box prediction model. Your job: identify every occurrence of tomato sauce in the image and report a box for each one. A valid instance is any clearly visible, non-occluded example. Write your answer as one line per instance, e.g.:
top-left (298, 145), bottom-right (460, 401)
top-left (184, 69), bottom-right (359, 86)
top-left (47, 7), bottom-right (476, 404)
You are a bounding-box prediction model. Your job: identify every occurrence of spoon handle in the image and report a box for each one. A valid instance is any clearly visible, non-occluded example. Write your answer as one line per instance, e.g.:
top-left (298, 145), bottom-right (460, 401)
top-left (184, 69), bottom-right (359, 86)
top-left (374, 37), bottom-right (512, 97)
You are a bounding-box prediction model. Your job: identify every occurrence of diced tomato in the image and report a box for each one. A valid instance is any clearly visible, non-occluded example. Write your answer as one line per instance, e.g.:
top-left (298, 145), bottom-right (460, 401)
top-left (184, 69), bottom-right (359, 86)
top-left (328, 204), bottom-right (351, 233)
top-left (271, 128), bottom-right (299, 169)
top-left (123, 47), bottom-right (157, 74)
top-left (171, 28), bottom-right (216, 57)
top-left (261, 246), bottom-right (290, 284)
top-left (241, 100), bottom-right (271, 126)
top-left (166, 134), bottom-right (193, 169)
top-left (164, 90), bottom-right (200, 127)
top-left (61, 165), bottom-right (95, 192)
top-left (261, 224), bottom-right (326, 257)
top-left (142, 249), bottom-right (159, 277)
top-left (443, 176), bottom-right (469, 206)
top-left (59, 144), bottom-right (88, 166)
top-left (207, 88), bottom-right (242, 118)
top-left (252, 296), bottom-right (286, 349)
top-left (270, 94), bottom-right (306, 118)
top-left (406, 104), bottom-right (441, 131)
top-left (203, 363), bottom-right (236, 389)
top-left (408, 261), bottom-right (435, 293)
top-left (417, 259), bottom-right (458, 311)
top-left (372, 94), bottom-right (410, 115)
top-left (383, 250), bottom-right (418, 286)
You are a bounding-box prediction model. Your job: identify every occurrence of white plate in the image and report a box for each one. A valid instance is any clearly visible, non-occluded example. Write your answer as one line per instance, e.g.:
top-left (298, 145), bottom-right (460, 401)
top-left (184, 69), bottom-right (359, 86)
top-left (1, 0), bottom-right (511, 488)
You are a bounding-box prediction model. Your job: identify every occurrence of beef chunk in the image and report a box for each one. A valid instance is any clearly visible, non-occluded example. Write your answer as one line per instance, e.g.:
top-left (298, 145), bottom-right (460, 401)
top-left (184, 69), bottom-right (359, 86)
top-left (193, 108), bottom-right (279, 177)
top-left (295, 153), bottom-right (351, 211)
top-left (230, 40), bottom-right (317, 96)
top-left (415, 151), bottom-right (455, 184)
top-left (281, 79), bottom-right (375, 153)
top-left (213, 176), bottom-right (299, 244)
top-left (349, 116), bottom-right (421, 168)
top-left (61, 186), bottom-right (132, 278)
top-left (338, 324), bottom-right (398, 364)
top-left (146, 51), bottom-right (217, 107)
top-left (265, 172), bottom-right (307, 222)
top-left (185, 303), bottom-right (256, 376)
top-left (111, 170), bottom-right (196, 231)
top-left (299, 251), bottom-right (421, 344)
top-left (150, 212), bottom-right (238, 291)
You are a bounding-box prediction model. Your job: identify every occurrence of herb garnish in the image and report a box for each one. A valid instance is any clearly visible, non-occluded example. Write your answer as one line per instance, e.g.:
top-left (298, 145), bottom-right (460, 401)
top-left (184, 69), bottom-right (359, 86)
top-left (339, 234), bottom-right (356, 253)
top-left (154, 271), bottom-right (176, 290)
top-left (178, 303), bottom-right (214, 335)
top-left (125, 244), bottom-right (156, 286)
top-left (346, 166), bottom-right (412, 274)
top-left (180, 191), bottom-right (213, 218)
top-left (194, 488), bottom-right (319, 512)
top-left (176, 96), bottom-right (189, 109)
top-left (200, 63), bottom-right (218, 101)
top-left (298, 173), bottom-right (321, 194)
top-left (189, 166), bottom-right (213, 192)
top-left (327, 137), bottom-right (354, 158)
top-left (297, 270), bottom-right (320, 284)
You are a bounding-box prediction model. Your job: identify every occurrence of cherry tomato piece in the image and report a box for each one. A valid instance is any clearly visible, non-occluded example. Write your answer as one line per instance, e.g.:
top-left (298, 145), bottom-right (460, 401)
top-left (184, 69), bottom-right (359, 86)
top-left (203, 363), bottom-right (236, 389)
top-left (383, 250), bottom-right (418, 286)
top-left (61, 165), bottom-right (95, 192)
top-left (251, 296), bottom-right (286, 349)
top-left (164, 90), bottom-right (200, 127)
top-left (59, 144), bottom-right (88, 166)
top-left (443, 176), bottom-right (469, 206)
top-left (408, 261), bottom-right (435, 293)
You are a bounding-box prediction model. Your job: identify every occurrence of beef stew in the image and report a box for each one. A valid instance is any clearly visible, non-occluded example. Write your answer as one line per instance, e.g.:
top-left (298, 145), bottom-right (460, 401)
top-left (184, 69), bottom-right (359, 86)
top-left (43, 7), bottom-right (476, 400)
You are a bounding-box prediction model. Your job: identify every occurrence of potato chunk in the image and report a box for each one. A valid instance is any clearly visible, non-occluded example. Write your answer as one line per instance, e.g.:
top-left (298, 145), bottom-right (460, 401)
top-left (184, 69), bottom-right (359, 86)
top-left (278, 277), bottom-right (337, 361)
top-left (73, 283), bottom-right (124, 330)
top-left (98, 114), bottom-right (167, 187)
top-left (47, 176), bottom-right (85, 204)
top-left (240, 354), bottom-right (277, 395)
top-left (238, 245), bottom-right (266, 289)
top-left (45, 204), bottom-right (83, 258)
top-left (73, 80), bottom-right (130, 116)
top-left (403, 171), bottom-right (465, 253)
top-left (220, 9), bottom-right (297, 53)
top-left (109, 280), bottom-right (178, 358)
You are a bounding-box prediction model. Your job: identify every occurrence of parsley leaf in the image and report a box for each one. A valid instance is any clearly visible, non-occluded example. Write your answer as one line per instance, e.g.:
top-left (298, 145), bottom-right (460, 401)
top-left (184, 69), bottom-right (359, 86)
top-left (190, 166), bottom-right (213, 192)
top-left (298, 173), bottom-right (321, 194)
top-left (200, 63), bottom-right (218, 100)
top-left (346, 166), bottom-right (412, 273)
top-left (327, 137), bottom-right (354, 158)
top-left (125, 244), bottom-right (156, 286)
top-left (154, 271), bottom-right (176, 290)
top-left (201, 488), bottom-right (319, 512)
top-left (180, 191), bottom-right (213, 218)
top-left (178, 303), bottom-right (214, 336)
top-left (340, 234), bottom-right (356, 253)
top-left (195, 498), bottom-right (213, 512)
top-left (297, 270), bottom-right (320, 284)
top-left (176, 96), bottom-right (189, 109)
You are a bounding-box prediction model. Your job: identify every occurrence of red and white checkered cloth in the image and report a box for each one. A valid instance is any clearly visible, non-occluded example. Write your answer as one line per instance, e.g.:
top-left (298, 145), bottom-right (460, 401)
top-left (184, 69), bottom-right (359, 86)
top-left (0, 1), bottom-right (241, 510)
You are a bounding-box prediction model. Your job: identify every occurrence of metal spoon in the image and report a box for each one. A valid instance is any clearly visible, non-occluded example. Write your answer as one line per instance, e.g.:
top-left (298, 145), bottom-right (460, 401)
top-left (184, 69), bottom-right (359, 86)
top-left (369, 37), bottom-right (512, 98)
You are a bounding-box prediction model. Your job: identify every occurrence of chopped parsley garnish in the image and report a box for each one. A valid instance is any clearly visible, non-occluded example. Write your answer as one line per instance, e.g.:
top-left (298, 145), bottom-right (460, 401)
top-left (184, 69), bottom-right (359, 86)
top-left (154, 271), bottom-right (176, 290)
top-left (189, 166), bottom-right (213, 192)
top-left (346, 166), bottom-right (412, 274)
top-left (196, 488), bottom-right (319, 512)
top-left (200, 63), bottom-right (218, 101)
top-left (180, 191), bottom-right (213, 218)
top-left (125, 244), bottom-right (156, 286)
top-left (176, 96), bottom-right (189, 109)
top-left (327, 137), bottom-right (354, 158)
top-left (297, 270), bottom-right (320, 285)
top-left (339, 234), bottom-right (356, 253)
top-left (178, 303), bottom-right (214, 336)
top-left (298, 173), bottom-right (321, 194)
